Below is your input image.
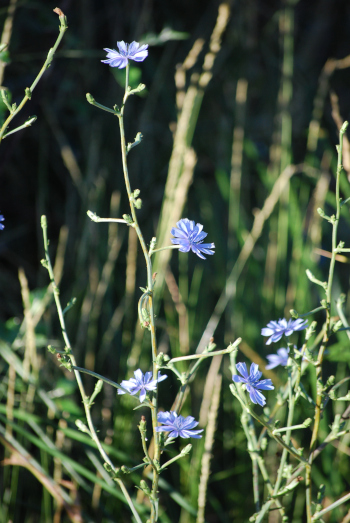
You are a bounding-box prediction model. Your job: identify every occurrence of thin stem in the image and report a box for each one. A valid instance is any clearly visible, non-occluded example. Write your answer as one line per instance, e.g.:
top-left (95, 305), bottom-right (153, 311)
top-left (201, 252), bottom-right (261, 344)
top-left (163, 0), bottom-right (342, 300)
top-left (272, 422), bottom-right (309, 434)
top-left (230, 352), bottom-right (285, 519)
top-left (168, 339), bottom-right (240, 364)
top-left (114, 479), bottom-right (143, 523)
top-left (233, 387), bottom-right (307, 464)
top-left (0, 13), bottom-right (68, 143)
top-left (150, 245), bottom-right (179, 255)
top-left (117, 68), bottom-right (160, 522)
top-left (160, 447), bottom-right (191, 472)
top-left (1, 116), bottom-right (37, 138)
top-left (312, 492), bottom-right (350, 520)
top-left (71, 366), bottom-right (137, 396)
top-left (307, 122), bottom-right (348, 521)
top-left (90, 218), bottom-right (129, 224)
top-left (139, 426), bottom-right (156, 472)
top-left (310, 124), bottom-right (347, 453)
top-left (272, 368), bottom-right (295, 498)
top-left (41, 217), bottom-right (141, 522)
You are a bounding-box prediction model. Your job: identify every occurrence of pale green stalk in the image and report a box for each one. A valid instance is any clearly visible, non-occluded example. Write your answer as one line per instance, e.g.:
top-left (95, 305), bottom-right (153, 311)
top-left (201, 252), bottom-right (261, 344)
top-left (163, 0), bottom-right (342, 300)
top-left (0, 11), bottom-right (68, 143)
top-left (117, 65), bottom-right (160, 522)
top-left (312, 491), bottom-right (350, 521)
top-left (41, 216), bottom-right (142, 523)
top-left (306, 121), bottom-right (348, 522)
top-left (230, 352), bottom-right (285, 519)
top-left (272, 367), bottom-right (295, 497)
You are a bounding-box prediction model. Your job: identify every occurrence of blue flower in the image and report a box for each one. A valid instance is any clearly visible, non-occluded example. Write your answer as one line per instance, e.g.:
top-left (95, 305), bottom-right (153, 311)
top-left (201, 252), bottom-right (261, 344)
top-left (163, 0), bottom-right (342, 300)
top-left (232, 362), bottom-right (274, 407)
top-left (155, 411), bottom-right (203, 439)
top-left (0, 214), bottom-right (4, 230)
top-left (171, 218), bottom-right (215, 260)
top-left (265, 347), bottom-right (290, 370)
top-left (261, 318), bottom-right (307, 345)
top-left (101, 41), bottom-right (148, 69)
top-left (118, 369), bottom-right (167, 403)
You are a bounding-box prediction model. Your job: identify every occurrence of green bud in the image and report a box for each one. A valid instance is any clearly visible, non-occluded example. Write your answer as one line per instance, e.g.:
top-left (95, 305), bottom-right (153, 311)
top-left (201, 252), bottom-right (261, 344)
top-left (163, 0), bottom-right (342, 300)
top-left (181, 444), bottom-right (192, 455)
top-left (47, 345), bottom-right (56, 354)
top-left (104, 463), bottom-right (112, 474)
top-left (140, 480), bottom-right (151, 496)
top-left (139, 416), bottom-right (147, 432)
top-left (260, 436), bottom-right (268, 451)
top-left (87, 210), bottom-right (99, 222)
top-left (63, 297), bottom-right (77, 316)
top-left (103, 462), bottom-right (120, 478)
top-left (156, 352), bottom-right (170, 366)
top-left (134, 198), bottom-right (142, 209)
top-left (122, 214), bottom-right (134, 225)
top-left (328, 389), bottom-right (337, 400)
top-left (326, 375), bottom-right (335, 387)
top-left (332, 320), bottom-right (343, 333)
top-left (302, 417), bottom-right (312, 428)
top-left (25, 87), bottom-right (32, 99)
top-left (341, 121), bottom-right (349, 133)
top-left (75, 419), bottom-right (90, 434)
top-left (94, 379), bottom-right (103, 395)
top-left (86, 93), bottom-right (95, 104)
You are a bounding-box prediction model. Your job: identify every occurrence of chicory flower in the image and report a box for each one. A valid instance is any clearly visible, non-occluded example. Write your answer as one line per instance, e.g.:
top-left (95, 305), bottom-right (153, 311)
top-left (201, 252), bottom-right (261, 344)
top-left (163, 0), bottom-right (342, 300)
top-left (171, 218), bottom-right (215, 260)
top-left (102, 41), bottom-right (148, 69)
top-left (118, 369), bottom-right (167, 402)
top-left (233, 362), bottom-right (274, 407)
top-left (261, 318), bottom-right (307, 345)
top-left (155, 411), bottom-right (203, 439)
top-left (265, 347), bottom-right (290, 369)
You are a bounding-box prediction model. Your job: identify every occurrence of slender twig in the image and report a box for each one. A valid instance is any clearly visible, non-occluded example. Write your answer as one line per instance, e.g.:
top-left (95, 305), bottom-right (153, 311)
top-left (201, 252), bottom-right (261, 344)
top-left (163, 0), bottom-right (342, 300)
top-left (307, 122), bottom-right (348, 522)
top-left (312, 491), bottom-right (350, 521)
top-left (117, 65), bottom-right (160, 522)
top-left (41, 217), bottom-right (142, 523)
top-left (0, 10), bottom-right (68, 143)
top-left (168, 339), bottom-right (240, 364)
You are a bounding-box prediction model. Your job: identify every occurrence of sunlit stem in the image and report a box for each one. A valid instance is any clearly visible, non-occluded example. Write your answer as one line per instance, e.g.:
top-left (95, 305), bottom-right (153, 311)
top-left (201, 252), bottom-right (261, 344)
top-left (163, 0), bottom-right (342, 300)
top-left (307, 122), bottom-right (348, 523)
top-left (118, 66), bottom-right (160, 522)
top-left (272, 368), bottom-right (295, 498)
top-left (40, 216), bottom-right (142, 523)
top-left (168, 339), bottom-right (240, 364)
top-left (0, 14), bottom-right (68, 143)
top-left (149, 245), bottom-right (179, 256)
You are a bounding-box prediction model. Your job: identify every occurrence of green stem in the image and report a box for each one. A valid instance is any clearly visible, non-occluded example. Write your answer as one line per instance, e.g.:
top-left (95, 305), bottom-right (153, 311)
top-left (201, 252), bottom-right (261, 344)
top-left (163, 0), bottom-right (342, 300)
top-left (312, 492), bottom-right (350, 520)
top-left (149, 245), bottom-right (179, 255)
top-left (272, 368), bottom-right (295, 497)
top-left (41, 217), bottom-right (141, 523)
top-left (168, 339), bottom-right (240, 364)
top-left (117, 67), bottom-right (160, 522)
top-left (230, 352), bottom-right (285, 519)
top-left (307, 122), bottom-right (348, 521)
top-left (233, 387), bottom-right (307, 464)
top-left (0, 14), bottom-right (68, 143)
top-left (139, 427), bottom-right (156, 472)
top-left (309, 124), bottom-right (347, 451)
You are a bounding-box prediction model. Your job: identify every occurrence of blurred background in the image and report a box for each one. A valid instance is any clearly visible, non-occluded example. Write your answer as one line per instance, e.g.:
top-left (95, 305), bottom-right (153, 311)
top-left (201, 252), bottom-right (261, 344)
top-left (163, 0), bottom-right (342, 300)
top-left (1, 0), bottom-right (350, 521)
